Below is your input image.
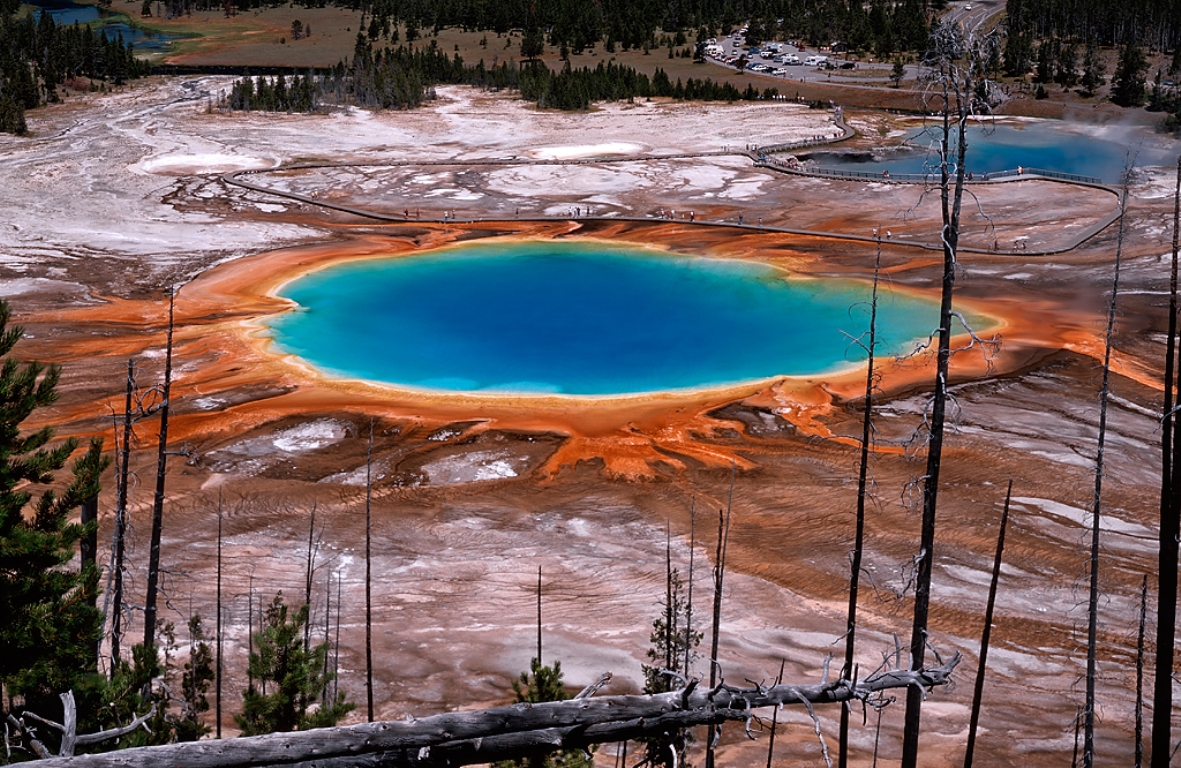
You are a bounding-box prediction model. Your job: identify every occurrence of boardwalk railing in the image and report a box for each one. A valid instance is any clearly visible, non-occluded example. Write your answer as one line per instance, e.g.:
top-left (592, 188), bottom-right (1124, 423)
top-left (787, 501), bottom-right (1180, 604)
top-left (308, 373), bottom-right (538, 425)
top-left (754, 157), bottom-right (1103, 185)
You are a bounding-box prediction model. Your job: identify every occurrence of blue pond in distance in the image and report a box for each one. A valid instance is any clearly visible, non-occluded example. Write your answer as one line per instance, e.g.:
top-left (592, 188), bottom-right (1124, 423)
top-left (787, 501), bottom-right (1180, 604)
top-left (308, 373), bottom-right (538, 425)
top-left (804, 122), bottom-right (1176, 184)
top-left (267, 241), bottom-right (949, 396)
top-left (28, 0), bottom-right (178, 51)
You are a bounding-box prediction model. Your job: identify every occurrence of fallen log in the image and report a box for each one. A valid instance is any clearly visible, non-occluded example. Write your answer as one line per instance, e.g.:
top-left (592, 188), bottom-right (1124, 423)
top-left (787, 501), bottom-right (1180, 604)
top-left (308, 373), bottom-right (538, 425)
top-left (34, 655), bottom-right (958, 768)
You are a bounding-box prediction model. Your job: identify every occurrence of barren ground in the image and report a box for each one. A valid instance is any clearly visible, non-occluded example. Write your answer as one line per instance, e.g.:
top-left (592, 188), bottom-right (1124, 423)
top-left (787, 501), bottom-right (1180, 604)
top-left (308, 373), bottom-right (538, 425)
top-left (4, 77), bottom-right (1181, 766)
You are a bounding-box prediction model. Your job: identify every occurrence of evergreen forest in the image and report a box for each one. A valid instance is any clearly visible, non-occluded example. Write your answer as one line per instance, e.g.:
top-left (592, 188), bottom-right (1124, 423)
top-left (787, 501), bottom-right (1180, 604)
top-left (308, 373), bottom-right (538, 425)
top-left (0, 0), bottom-right (148, 133)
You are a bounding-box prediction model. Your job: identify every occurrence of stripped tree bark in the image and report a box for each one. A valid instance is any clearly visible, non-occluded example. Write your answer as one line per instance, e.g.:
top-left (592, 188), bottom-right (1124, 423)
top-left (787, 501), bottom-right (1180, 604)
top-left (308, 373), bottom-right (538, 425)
top-left (365, 420), bottom-right (375, 723)
top-left (1136, 573), bottom-right (1148, 768)
top-left (143, 289), bottom-right (177, 651)
top-left (901, 24), bottom-right (999, 767)
top-left (704, 465), bottom-right (735, 768)
top-left (685, 501), bottom-right (695, 679)
top-left (1083, 183), bottom-right (1129, 768)
top-left (304, 501), bottom-right (318, 651)
top-left (1151, 155), bottom-right (1181, 768)
top-left (30, 657), bottom-right (959, 768)
top-left (963, 480), bottom-right (1012, 768)
top-left (10, 692), bottom-right (155, 759)
top-left (107, 358), bottom-right (137, 670)
top-left (216, 491), bottom-right (224, 739)
top-left (839, 236), bottom-right (883, 768)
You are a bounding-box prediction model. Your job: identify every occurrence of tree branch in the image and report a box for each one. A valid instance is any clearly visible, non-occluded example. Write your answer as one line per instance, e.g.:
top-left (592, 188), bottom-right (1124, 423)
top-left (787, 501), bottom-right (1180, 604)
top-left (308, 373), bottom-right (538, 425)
top-left (31, 658), bottom-right (958, 768)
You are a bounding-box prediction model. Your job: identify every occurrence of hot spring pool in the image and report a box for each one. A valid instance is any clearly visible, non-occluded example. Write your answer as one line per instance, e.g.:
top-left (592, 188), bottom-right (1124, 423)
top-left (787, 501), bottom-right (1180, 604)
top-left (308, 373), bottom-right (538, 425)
top-left (802, 122), bottom-right (1177, 183)
top-left (265, 241), bottom-right (958, 396)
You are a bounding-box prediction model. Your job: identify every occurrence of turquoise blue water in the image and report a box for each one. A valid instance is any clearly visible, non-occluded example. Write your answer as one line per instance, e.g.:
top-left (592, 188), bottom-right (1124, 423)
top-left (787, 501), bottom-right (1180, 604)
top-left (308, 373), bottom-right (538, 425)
top-left (806, 123), bottom-right (1175, 183)
top-left (266, 241), bottom-right (951, 396)
top-left (28, 0), bottom-right (178, 51)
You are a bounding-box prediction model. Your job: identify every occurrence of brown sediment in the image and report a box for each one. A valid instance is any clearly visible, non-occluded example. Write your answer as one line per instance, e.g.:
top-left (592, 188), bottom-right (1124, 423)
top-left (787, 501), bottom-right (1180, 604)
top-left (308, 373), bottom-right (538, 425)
top-left (28, 219), bottom-right (1096, 480)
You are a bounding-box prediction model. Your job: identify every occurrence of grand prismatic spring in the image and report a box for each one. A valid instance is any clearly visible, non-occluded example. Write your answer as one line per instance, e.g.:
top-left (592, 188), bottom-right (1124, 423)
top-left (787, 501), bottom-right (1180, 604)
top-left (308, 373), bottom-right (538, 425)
top-left (264, 240), bottom-right (961, 396)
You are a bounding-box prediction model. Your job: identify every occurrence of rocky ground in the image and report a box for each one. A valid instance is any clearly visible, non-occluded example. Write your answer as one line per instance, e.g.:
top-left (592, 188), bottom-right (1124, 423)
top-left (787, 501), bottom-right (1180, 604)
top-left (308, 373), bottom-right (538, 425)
top-left (4, 77), bottom-right (1181, 766)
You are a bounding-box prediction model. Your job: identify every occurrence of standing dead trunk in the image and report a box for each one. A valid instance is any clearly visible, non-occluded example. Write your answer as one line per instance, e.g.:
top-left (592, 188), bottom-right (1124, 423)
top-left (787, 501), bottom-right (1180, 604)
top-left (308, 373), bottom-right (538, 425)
top-left (684, 502), bottom-right (695, 679)
top-left (333, 571), bottom-right (342, 704)
top-left (839, 239), bottom-right (882, 768)
top-left (1137, 573), bottom-right (1148, 768)
top-left (664, 522), bottom-right (673, 674)
top-left (109, 358), bottom-right (136, 670)
top-left (247, 571), bottom-right (255, 691)
top-left (143, 289), bottom-right (176, 651)
top-left (704, 466), bottom-right (734, 768)
top-left (365, 419), bottom-right (375, 723)
top-left (963, 480), bottom-right (1012, 768)
top-left (1083, 185), bottom-right (1128, 768)
top-left (1151, 155), bottom-right (1181, 768)
top-left (765, 658), bottom-right (785, 768)
top-left (304, 502), bottom-right (317, 651)
top-left (901, 25), bottom-right (986, 765)
top-left (216, 491), bottom-right (223, 739)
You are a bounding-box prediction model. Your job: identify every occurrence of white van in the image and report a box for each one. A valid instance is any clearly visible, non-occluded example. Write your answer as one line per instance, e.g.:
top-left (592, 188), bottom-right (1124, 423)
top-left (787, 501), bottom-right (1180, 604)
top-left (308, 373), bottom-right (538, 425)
top-left (804, 55), bottom-right (828, 66)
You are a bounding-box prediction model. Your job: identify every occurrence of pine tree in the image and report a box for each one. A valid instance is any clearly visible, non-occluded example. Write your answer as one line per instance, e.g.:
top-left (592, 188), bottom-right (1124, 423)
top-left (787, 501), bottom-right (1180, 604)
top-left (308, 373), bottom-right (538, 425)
top-left (1080, 44), bottom-right (1104, 96)
top-left (1111, 39), bottom-right (1148, 106)
top-left (177, 615), bottom-right (214, 742)
top-left (0, 299), bottom-right (108, 718)
top-left (640, 567), bottom-right (701, 768)
top-left (492, 658), bottom-right (593, 768)
top-left (236, 593), bottom-right (353, 735)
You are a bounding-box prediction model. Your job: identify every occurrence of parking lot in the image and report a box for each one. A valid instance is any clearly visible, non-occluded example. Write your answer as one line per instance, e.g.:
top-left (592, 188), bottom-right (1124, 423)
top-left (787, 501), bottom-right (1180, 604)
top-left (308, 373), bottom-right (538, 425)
top-left (703, 27), bottom-right (902, 88)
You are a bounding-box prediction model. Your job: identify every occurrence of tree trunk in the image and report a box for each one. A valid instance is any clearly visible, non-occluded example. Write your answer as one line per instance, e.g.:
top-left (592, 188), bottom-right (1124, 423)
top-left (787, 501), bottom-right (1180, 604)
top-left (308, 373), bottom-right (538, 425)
top-left (1084, 185), bottom-right (1128, 768)
top-left (963, 480), bottom-right (1012, 768)
top-left (31, 657), bottom-right (959, 768)
top-left (143, 290), bottom-right (176, 651)
top-left (80, 494), bottom-right (99, 606)
top-left (839, 241), bottom-right (882, 768)
top-left (365, 420), bottom-right (375, 723)
top-left (216, 491), bottom-right (224, 740)
top-left (704, 466), bottom-right (734, 768)
top-left (1137, 573), bottom-right (1148, 768)
top-left (1151, 155), bottom-right (1181, 768)
top-left (902, 43), bottom-right (969, 768)
top-left (109, 358), bottom-right (136, 670)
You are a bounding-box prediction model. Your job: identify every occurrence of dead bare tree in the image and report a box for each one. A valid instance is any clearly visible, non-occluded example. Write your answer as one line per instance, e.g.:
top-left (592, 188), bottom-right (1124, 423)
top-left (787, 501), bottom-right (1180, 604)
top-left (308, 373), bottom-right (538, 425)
top-left (143, 288), bottom-right (177, 652)
top-left (6, 692), bottom-right (155, 760)
top-left (304, 501), bottom-right (318, 651)
top-left (839, 235), bottom-right (883, 768)
top-left (107, 358), bottom-right (137, 670)
top-left (963, 480), bottom-right (1012, 768)
top-left (685, 500), bottom-right (696, 679)
top-left (765, 658), bottom-right (785, 768)
top-left (1083, 183), bottom-right (1129, 768)
top-left (900, 23), bottom-right (1000, 767)
top-left (704, 465), bottom-right (735, 768)
top-left (1137, 573), bottom-right (1148, 768)
top-left (30, 656), bottom-right (959, 768)
top-left (1152, 155), bottom-right (1181, 768)
top-left (216, 491), bottom-right (224, 739)
top-left (365, 419), bottom-right (375, 723)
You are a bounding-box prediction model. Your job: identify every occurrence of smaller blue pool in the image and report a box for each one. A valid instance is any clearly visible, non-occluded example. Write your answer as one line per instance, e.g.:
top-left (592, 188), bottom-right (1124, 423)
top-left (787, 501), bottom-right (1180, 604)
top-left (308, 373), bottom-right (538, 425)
top-left (802, 122), bottom-right (1177, 184)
